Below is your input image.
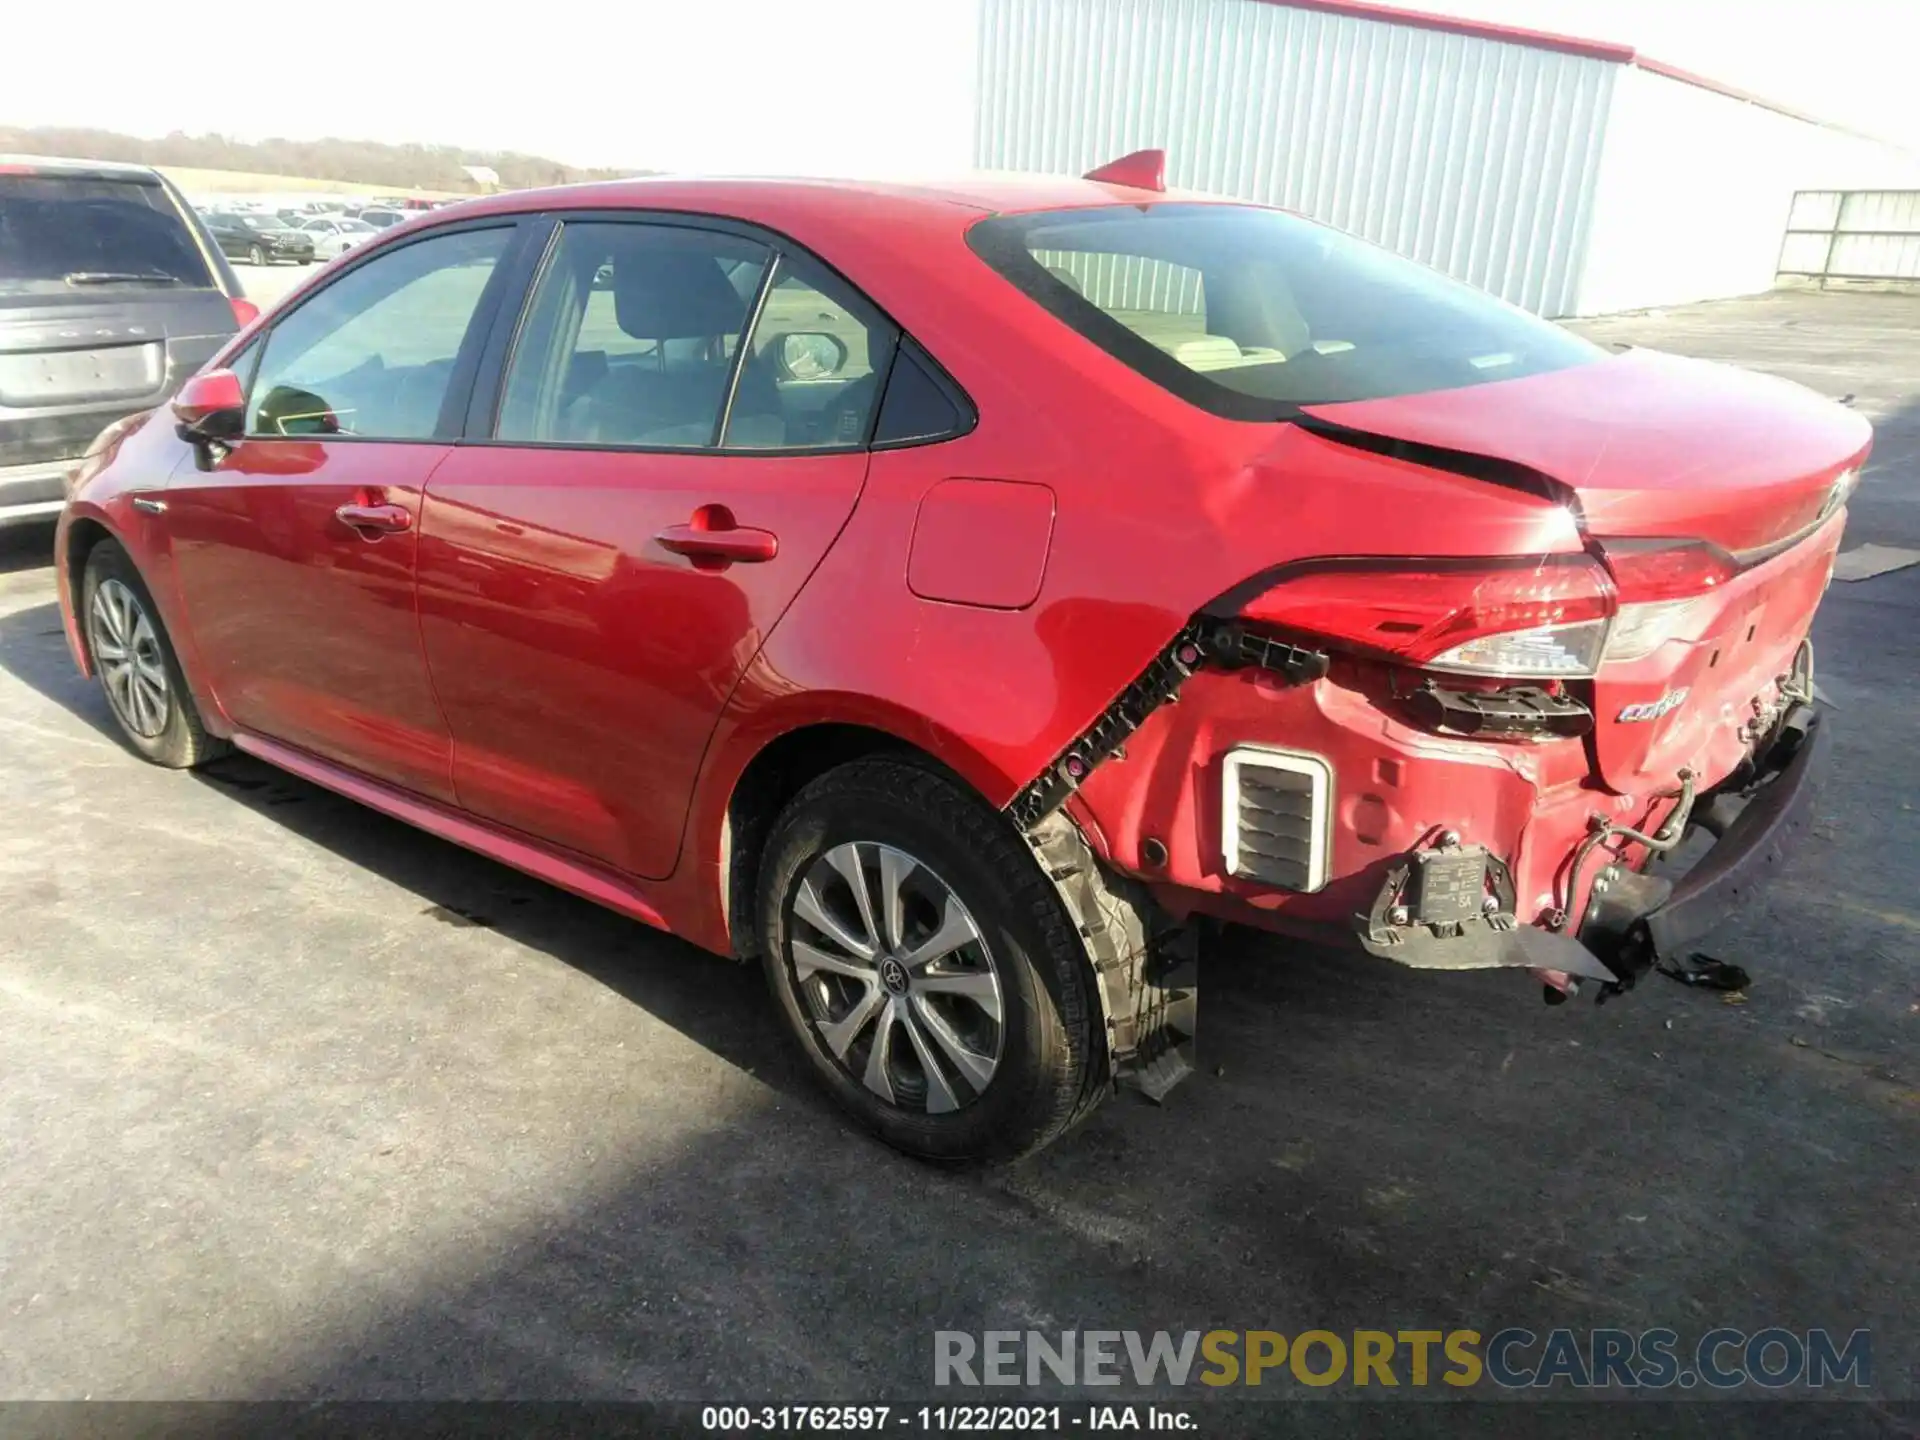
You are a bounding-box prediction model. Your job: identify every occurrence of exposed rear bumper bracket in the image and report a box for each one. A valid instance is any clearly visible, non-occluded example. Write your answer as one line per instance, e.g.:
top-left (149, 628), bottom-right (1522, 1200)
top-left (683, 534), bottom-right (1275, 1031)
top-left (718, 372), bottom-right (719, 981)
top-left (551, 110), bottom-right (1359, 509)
top-left (1355, 844), bottom-right (1624, 983)
top-left (1006, 620), bottom-right (1328, 831)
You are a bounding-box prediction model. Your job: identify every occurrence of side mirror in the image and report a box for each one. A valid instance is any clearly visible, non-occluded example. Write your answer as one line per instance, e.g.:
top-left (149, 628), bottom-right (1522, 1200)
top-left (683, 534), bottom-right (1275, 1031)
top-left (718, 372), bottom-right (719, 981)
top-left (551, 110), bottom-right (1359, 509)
top-left (172, 368), bottom-right (247, 441)
top-left (776, 331), bottom-right (849, 382)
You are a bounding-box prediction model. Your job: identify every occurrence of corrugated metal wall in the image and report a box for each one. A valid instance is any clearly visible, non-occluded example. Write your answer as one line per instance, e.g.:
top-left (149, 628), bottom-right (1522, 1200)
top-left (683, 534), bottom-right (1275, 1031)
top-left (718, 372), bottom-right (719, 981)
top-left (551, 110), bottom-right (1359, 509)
top-left (1573, 67), bottom-right (1920, 314)
top-left (974, 0), bottom-right (1617, 315)
top-left (1780, 191), bottom-right (1920, 282)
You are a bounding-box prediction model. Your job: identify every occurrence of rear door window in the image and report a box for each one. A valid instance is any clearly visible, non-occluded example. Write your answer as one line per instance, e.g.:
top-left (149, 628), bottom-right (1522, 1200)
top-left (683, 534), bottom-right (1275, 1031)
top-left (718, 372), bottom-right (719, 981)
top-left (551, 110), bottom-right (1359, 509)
top-left (728, 252), bottom-right (896, 449)
top-left (0, 175), bottom-right (215, 295)
top-left (495, 221), bottom-right (771, 448)
top-left (969, 204), bottom-right (1601, 416)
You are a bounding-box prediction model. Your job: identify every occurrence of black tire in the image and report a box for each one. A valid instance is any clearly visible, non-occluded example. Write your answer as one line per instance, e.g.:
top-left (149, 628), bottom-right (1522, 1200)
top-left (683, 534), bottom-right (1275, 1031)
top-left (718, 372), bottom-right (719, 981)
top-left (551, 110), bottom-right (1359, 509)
top-left (248, 244), bottom-right (267, 267)
top-left (758, 757), bottom-right (1106, 1162)
top-left (81, 540), bottom-right (227, 769)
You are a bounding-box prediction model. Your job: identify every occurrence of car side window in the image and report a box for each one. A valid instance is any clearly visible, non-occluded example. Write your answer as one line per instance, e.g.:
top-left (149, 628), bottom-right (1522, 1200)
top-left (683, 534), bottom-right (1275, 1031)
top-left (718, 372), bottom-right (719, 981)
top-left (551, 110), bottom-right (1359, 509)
top-left (245, 226), bottom-right (511, 440)
top-left (496, 222), bottom-right (771, 448)
top-left (728, 253), bottom-right (897, 450)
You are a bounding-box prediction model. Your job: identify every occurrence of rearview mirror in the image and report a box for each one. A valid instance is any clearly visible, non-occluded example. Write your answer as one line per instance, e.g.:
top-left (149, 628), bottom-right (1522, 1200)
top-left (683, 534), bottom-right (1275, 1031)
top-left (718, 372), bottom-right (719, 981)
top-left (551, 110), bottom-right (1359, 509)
top-left (172, 368), bottom-right (246, 441)
top-left (776, 331), bottom-right (849, 382)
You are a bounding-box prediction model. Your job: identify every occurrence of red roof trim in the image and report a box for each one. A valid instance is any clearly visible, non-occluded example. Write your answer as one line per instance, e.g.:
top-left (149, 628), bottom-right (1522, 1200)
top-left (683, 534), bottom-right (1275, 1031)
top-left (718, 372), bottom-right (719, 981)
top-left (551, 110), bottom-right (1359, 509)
top-left (1249, 0), bottom-right (1885, 137)
top-left (1248, 0), bottom-right (1635, 64)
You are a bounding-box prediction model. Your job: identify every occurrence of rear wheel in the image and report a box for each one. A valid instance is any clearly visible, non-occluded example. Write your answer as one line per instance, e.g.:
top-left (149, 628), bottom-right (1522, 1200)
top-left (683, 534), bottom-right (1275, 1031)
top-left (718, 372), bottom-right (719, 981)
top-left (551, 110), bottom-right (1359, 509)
top-left (758, 758), bottom-right (1105, 1162)
top-left (82, 541), bottom-right (225, 769)
top-left (248, 244), bottom-right (267, 266)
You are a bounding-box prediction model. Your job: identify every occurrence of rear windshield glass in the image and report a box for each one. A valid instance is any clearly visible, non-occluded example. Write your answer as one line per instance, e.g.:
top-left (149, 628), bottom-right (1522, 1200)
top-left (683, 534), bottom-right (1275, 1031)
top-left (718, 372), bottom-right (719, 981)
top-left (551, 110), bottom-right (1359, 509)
top-left (968, 204), bottom-right (1600, 417)
top-left (0, 176), bottom-right (215, 295)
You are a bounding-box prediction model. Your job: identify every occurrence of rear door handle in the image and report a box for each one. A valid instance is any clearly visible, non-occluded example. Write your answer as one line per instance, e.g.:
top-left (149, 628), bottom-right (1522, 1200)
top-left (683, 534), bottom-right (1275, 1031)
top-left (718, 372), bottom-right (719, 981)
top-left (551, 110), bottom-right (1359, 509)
top-left (655, 522), bottom-right (778, 565)
top-left (335, 501), bottom-right (412, 536)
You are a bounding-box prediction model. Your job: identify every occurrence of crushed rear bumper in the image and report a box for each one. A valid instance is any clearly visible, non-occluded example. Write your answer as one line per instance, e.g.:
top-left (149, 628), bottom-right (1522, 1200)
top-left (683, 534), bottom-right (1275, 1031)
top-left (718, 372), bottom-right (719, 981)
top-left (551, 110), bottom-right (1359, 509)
top-left (1592, 706), bottom-right (1829, 966)
top-left (1356, 707), bottom-right (1829, 989)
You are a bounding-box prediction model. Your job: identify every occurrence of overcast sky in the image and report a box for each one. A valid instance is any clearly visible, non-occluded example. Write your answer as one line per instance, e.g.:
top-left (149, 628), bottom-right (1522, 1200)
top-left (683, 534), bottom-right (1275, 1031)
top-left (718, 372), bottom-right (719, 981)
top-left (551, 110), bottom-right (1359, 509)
top-left (5, 0), bottom-right (1916, 172)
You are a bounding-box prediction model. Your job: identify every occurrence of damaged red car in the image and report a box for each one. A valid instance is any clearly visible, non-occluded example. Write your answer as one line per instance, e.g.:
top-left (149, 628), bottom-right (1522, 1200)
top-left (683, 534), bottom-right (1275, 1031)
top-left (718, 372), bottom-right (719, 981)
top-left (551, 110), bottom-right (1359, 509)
top-left (56, 153), bottom-right (1868, 1160)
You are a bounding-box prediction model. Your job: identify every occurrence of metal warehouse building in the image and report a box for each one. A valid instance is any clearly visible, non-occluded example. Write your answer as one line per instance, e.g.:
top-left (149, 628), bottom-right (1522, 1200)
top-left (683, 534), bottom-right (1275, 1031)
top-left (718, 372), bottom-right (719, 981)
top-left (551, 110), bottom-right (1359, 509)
top-left (970, 0), bottom-right (1920, 316)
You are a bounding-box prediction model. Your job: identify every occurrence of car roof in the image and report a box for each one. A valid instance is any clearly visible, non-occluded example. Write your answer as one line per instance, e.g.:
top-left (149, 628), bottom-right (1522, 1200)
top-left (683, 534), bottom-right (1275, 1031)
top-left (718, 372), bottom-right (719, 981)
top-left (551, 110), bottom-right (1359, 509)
top-left (0, 153), bottom-right (166, 183)
top-left (437, 171), bottom-right (1232, 229)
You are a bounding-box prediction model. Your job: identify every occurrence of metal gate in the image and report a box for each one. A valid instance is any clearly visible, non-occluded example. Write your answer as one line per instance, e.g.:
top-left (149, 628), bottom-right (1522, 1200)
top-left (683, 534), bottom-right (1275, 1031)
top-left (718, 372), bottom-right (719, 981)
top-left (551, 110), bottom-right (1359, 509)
top-left (1779, 191), bottom-right (1920, 285)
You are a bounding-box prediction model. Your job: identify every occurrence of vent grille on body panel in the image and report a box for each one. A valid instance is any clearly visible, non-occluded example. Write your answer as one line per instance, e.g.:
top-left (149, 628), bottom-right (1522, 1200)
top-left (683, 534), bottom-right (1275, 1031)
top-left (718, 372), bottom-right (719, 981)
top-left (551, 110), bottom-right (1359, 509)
top-left (1222, 749), bottom-right (1331, 893)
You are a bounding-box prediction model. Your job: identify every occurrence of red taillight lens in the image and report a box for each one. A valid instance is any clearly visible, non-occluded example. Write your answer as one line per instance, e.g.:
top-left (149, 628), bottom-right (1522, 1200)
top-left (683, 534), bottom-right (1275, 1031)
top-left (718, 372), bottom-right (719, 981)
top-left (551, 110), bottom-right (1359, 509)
top-left (1598, 538), bottom-right (1739, 602)
top-left (1240, 557), bottom-right (1615, 678)
top-left (1595, 538), bottom-right (1740, 663)
top-left (230, 296), bottom-right (261, 328)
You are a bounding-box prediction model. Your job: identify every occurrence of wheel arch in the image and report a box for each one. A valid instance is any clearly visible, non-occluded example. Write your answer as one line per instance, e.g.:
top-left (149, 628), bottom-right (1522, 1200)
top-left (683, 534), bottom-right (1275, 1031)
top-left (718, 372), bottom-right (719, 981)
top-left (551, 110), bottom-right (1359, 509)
top-left (61, 514), bottom-right (121, 675)
top-left (709, 708), bottom-right (1018, 961)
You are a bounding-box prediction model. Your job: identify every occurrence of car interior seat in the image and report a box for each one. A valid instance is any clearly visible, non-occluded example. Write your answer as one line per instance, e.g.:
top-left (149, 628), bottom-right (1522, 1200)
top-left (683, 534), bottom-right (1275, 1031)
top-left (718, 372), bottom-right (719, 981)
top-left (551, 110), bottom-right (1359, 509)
top-left (572, 246), bottom-right (784, 447)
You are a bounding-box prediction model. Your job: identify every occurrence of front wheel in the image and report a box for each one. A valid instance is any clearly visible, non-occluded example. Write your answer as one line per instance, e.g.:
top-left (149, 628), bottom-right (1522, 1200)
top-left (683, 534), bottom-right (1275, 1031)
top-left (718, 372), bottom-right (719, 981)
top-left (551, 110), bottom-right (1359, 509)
top-left (758, 758), bottom-right (1105, 1162)
top-left (82, 541), bottom-right (226, 769)
top-left (247, 244), bottom-right (267, 266)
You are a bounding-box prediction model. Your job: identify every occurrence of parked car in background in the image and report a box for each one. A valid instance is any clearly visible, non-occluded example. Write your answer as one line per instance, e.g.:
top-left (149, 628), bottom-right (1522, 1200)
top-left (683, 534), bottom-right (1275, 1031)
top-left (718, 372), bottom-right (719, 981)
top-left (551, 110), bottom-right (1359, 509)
top-left (204, 211), bottom-right (315, 266)
top-left (54, 159), bottom-right (1863, 1160)
top-left (353, 208), bottom-right (409, 230)
top-left (298, 216), bottom-right (378, 261)
top-left (1, 155), bottom-right (254, 530)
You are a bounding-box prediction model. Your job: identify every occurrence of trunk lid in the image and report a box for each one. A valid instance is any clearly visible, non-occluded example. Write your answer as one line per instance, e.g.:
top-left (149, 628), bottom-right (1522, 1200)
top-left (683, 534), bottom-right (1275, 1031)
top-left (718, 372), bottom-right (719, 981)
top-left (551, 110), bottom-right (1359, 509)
top-left (1301, 347), bottom-right (1870, 556)
top-left (1304, 348), bottom-right (1870, 791)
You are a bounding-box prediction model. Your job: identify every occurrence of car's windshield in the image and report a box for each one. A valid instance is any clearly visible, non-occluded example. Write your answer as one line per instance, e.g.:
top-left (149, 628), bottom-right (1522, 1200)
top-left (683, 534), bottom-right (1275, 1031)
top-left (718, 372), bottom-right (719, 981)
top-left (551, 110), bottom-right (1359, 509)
top-left (338, 219), bottom-right (376, 234)
top-left (968, 203), bottom-right (1601, 417)
top-left (0, 175), bottom-right (215, 296)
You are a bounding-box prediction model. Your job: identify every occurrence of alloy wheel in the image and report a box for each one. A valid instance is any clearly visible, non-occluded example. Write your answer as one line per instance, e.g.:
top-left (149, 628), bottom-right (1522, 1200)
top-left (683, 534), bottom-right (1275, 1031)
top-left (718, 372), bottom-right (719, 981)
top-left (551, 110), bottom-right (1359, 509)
top-left (88, 578), bottom-right (170, 739)
top-left (786, 842), bottom-right (1004, 1114)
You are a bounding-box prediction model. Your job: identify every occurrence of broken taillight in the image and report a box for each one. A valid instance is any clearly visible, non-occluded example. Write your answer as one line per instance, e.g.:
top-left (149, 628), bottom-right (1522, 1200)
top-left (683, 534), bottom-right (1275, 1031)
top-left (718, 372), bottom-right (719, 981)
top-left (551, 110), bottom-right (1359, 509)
top-left (1236, 556), bottom-right (1614, 678)
top-left (1595, 538), bottom-right (1739, 663)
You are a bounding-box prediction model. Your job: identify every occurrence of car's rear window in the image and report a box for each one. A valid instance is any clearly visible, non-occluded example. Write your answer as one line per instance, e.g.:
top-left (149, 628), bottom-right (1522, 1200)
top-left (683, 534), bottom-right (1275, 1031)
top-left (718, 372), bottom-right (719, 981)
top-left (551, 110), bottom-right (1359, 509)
top-left (0, 175), bottom-right (216, 295)
top-left (968, 203), bottom-right (1600, 418)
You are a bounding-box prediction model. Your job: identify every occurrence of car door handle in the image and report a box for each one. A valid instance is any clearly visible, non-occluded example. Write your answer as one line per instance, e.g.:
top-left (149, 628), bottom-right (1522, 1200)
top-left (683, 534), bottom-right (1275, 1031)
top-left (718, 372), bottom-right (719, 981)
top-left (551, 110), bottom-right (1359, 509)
top-left (335, 501), bottom-right (412, 536)
top-left (655, 522), bottom-right (779, 564)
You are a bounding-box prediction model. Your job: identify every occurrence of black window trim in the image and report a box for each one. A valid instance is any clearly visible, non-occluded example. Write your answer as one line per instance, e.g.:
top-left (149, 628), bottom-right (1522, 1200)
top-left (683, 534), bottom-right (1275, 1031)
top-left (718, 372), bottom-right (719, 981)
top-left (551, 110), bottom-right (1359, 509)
top-left (458, 206), bottom-right (975, 458)
top-left (234, 214), bottom-right (537, 446)
top-left (871, 335), bottom-right (976, 451)
top-left (711, 250), bottom-right (783, 448)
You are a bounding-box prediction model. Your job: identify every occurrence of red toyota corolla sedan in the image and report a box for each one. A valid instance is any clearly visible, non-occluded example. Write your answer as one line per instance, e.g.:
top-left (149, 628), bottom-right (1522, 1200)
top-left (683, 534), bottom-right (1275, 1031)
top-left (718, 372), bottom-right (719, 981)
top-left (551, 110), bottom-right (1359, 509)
top-left (56, 153), bottom-right (1868, 1160)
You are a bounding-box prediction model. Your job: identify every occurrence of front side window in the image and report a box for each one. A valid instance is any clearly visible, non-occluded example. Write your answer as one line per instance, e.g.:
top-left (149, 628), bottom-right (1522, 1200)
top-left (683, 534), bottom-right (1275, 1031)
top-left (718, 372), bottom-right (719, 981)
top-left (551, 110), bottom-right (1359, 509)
top-left (968, 204), bottom-right (1601, 416)
top-left (246, 225), bottom-right (510, 439)
top-left (496, 222), bottom-right (771, 448)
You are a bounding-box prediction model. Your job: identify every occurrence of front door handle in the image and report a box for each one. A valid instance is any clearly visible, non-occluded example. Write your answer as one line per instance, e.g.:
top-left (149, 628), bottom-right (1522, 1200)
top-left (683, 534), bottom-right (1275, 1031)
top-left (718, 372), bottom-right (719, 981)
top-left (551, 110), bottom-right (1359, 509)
top-left (335, 501), bottom-right (412, 536)
top-left (655, 517), bottom-right (779, 565)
